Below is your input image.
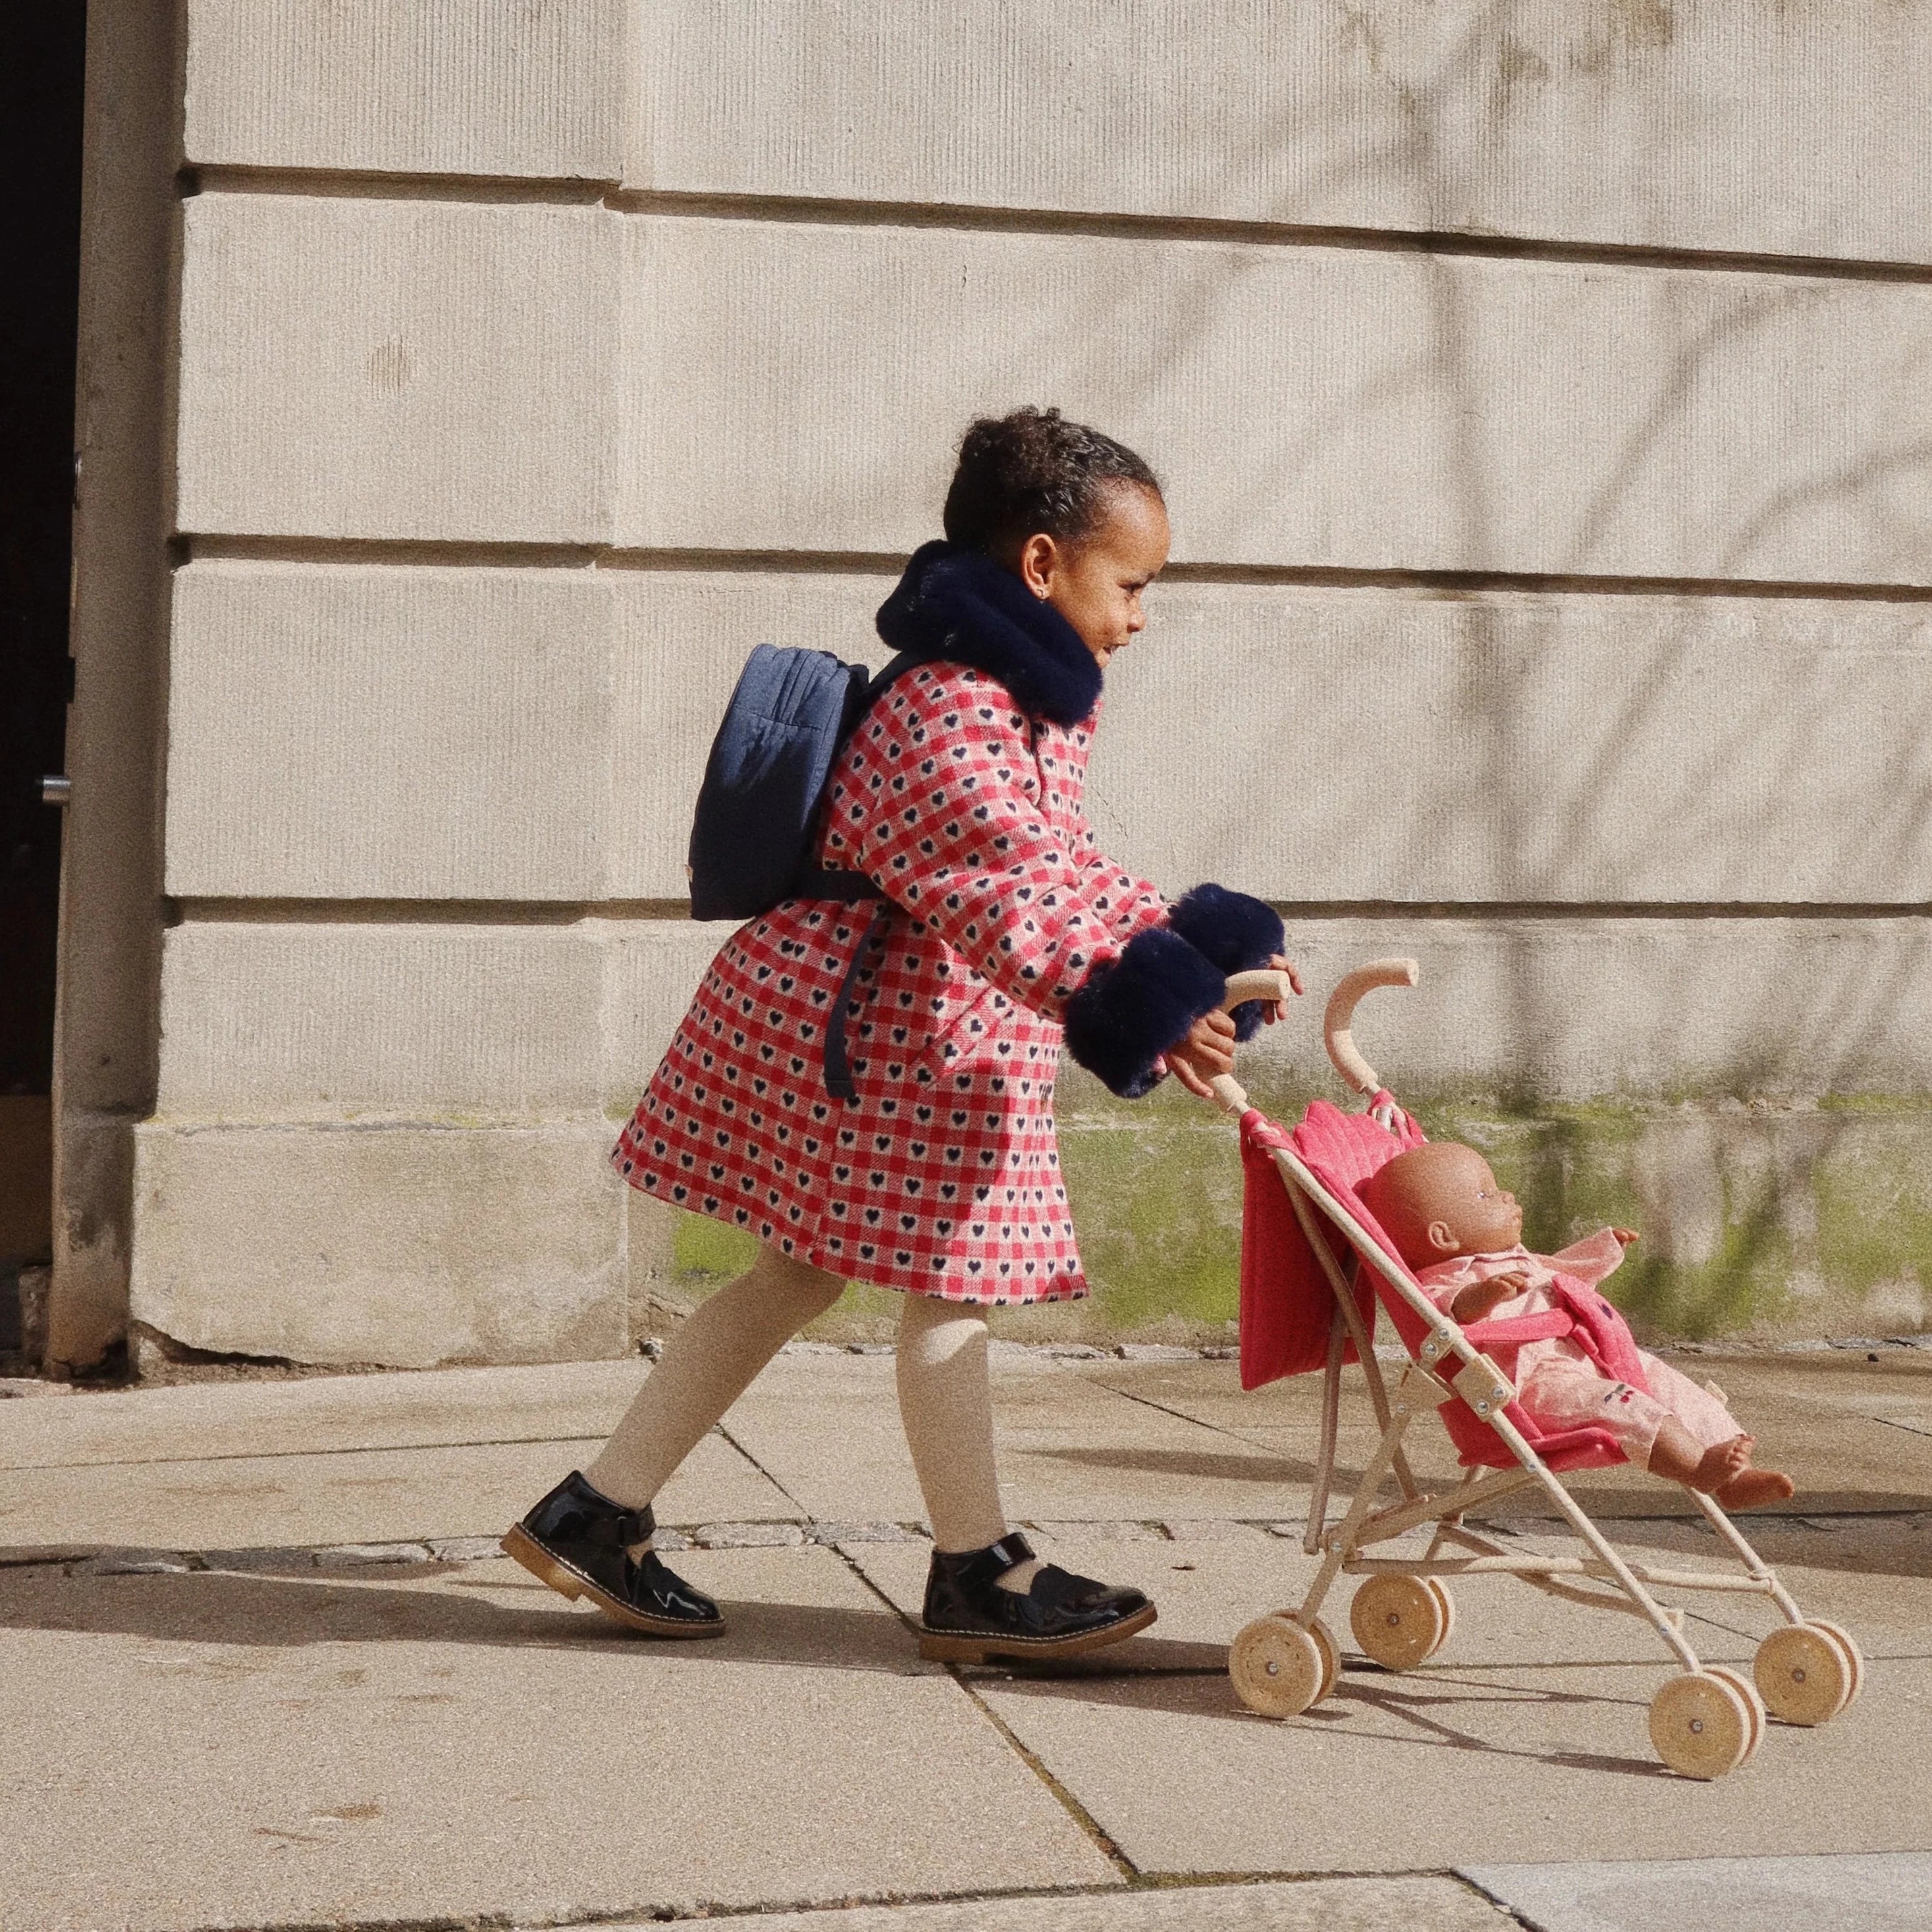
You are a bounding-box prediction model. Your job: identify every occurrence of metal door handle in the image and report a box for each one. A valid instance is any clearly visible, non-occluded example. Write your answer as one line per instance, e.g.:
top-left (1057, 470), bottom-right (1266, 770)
top-left (41, 776), bottom-right (70, 806)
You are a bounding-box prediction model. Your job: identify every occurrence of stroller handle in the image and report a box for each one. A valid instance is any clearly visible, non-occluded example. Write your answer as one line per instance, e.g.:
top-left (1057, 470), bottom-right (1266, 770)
top-left (1221, 967), bottom-right (1296, 1013)
top-left (1206, 969), bottom-right (1296, 1115)
top-left (1324, 957), bottom-right (1420, 1094)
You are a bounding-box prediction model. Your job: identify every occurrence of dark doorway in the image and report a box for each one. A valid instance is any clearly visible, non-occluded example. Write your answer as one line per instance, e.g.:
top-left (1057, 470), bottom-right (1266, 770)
top-left (1, 3), bottom-right (87, 1349)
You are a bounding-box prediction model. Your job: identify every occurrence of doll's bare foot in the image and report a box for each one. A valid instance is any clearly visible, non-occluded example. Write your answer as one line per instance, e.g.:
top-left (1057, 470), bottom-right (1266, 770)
top-left (1715, 1466), bottom-right (1796, 1511)
top-left (1688, 1434), bottom-right (1755, 1495)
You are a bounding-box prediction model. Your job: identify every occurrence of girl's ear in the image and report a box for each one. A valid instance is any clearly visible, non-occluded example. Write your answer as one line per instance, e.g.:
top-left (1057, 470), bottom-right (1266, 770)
top-left (1425, 1219), bottom-right (1462, 1256)
top-left (1016, 532), bottom-right (1058, 601)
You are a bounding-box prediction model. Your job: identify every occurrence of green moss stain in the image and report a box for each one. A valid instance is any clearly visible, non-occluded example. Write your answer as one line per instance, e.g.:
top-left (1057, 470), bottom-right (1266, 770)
top-left (651, 1078), bottom-right (1932, 1344)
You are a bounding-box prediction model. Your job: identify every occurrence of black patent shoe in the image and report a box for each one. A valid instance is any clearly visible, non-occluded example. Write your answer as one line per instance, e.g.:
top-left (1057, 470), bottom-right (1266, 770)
top-left (501, 1470), bottom-right (725, 1638)
top-left (918, 1531), bottom-right (1156, 1663)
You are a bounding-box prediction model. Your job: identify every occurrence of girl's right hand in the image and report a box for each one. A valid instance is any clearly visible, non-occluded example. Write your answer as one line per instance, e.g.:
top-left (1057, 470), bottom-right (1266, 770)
top-left (1158, 1008), bottom-right (1238, 1099)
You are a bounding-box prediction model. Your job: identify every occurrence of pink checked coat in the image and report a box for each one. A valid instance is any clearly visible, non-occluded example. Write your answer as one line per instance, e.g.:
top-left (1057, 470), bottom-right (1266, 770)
top-left (614, 661), bottom-right (1170, 1303)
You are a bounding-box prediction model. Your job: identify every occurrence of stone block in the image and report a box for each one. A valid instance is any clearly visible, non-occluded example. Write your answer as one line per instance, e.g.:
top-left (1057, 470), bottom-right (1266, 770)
top-left (630, 1), bottom-right (1932, 265)
top-left (154, 922), bottom-right (606, 1117)
top-left (148, 908), bottom-right (1932, 1121)
top-left (600, 917), bottom-right (765, 1100)
top-left (621, 215), bottom-right (1932, 584)
top-left (163, 566), bottom-right (1932, 907)
top-left (167, 562), bottom-right (612, 899)
top-left (130, 1119), bottom-right (627, 1365)
top-left (1087, 585), bottom-right (1932, 903)
top-left (175, 195), bottom-right (619, 542)
top-left (1211, 916), bottom-right (1932, 1100)
top-left (184, 0), bottom-right (626, 180)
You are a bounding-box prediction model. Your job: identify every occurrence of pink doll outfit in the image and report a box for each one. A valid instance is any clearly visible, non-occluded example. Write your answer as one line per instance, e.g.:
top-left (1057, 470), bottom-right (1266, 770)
top-left (1414, 1231), bottom-right (1740, 1463)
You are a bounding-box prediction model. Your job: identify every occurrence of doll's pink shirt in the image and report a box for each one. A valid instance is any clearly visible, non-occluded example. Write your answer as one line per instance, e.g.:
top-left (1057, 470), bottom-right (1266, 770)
top-left (1414, 1232), bottom-right (1735, 1457)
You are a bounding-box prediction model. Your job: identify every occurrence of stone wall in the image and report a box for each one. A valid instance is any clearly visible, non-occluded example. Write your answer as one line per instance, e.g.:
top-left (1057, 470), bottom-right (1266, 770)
top-left (131, 2), bottom-right (1932, 1364)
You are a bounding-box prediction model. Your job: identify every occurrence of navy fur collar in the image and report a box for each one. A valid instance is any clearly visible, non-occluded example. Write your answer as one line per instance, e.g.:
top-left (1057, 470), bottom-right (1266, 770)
top-left (875, 541), bottom-right (1104, 727)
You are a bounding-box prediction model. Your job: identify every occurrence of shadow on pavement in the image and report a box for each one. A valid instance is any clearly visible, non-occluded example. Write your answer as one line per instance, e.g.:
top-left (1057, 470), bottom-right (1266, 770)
top-left (0, 1561), bottom-right (1230, 1681)
top-left (980, 1657), bottom-right (1680, 1777)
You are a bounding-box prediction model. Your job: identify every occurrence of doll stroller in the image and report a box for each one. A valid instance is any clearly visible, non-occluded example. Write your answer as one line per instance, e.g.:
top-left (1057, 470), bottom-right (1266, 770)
top-left (1207, 961), bottom-right (1864, 1780)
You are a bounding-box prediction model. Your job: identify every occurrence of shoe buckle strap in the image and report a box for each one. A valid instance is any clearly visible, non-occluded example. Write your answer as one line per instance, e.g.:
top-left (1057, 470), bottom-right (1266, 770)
top-left (984, 1530), bottom-right (1034, 1572)
top-left (610, 1505), bottom-right (655, 1546)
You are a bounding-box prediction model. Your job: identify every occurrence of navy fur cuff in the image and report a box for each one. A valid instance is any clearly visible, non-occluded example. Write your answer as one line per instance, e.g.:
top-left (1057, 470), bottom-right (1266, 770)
top-left (1166, 884), bottom-right (1285, 1042)
top-left (1064, 925), bottom-right (1227, 1100)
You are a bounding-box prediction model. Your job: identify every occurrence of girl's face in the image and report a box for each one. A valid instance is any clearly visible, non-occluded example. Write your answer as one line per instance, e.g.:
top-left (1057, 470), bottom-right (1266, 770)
top-left (1014, 483), bottom-right (1171, 669)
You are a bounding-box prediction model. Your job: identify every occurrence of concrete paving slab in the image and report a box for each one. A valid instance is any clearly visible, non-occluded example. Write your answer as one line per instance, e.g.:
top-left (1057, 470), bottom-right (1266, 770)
top-left (0, 1549), bottom-right (1116, 1931)
top-left (0, 1358), bottom-right (647, 1470)
top-left (0, 1431), bottom-right (793, 1556)
top-left (601, 1875), bottom-right (1515, 1932)
top-left (1464, 1851), bottom-right (1932, 1932)
top-left (978, 1654), bottom-right (1930, 1875)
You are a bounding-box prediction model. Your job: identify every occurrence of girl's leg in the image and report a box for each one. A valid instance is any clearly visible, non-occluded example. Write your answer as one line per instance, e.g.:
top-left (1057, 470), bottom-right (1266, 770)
top-left (894, 1290), bottom-right (1036, 1587)
top-left (895, 1287), bottom-right (1156, 1659)
top-left (587, 1243), bottom-right (845, 1514)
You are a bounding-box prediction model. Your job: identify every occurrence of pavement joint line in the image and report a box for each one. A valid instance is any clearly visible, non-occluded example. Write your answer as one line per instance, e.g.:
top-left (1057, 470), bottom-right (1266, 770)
top-left (941, 1665), bottom-right (1140, 1884)
top-left (4, 1507), bottom-right (1912, 1579)
top-left (1081, 1376), bottom-right (1281, 1451)
top-left (174, 1866), bottom-right (1520, 1932)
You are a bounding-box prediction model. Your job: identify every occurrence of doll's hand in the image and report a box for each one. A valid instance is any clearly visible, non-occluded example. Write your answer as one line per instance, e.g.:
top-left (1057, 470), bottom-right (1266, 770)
top-left (1453, 1272), bottom-right (1528, 1323)
top-left (1158, 1009), bottom-right (1238, 1099)
top-left (1261, 952), bottom-right (1304, 1024)
top-left (1612, 1228), bottom-right (1639, 1247)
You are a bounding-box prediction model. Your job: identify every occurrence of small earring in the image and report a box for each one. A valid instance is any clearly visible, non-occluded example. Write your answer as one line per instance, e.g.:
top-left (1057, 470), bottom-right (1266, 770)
top-left (1034, 585), bottom-right (1049, 601)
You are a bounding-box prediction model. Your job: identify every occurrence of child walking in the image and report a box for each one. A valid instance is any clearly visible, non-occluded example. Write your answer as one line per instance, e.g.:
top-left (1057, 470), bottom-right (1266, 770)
top-left (506, 409), bottom-right (1295, 1662)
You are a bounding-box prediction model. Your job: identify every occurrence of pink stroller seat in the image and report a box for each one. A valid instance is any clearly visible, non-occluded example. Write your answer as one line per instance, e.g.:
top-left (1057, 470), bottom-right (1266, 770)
top-left (1238, 1096), bottom-right (1628, 1473)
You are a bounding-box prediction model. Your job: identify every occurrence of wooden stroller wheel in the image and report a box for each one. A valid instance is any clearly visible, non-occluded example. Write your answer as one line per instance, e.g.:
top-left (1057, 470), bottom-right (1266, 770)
top-left (1754, 1624), bottom-right (1856, 1726)
top-left (1230, 1615), bottom-right (1327, 1719)
top-left (1650, 1671), bottom-right (1756, 1780)
top-left (1349, 1574), bottom-right (1449, 1671)
top-left (1310, 1615), bottom-right (1341, 1700)
top-left (1808, 1621), bottom-right (1865, 1707)
top-left (1422, 1578), bottom-right (1456, 1653)
top-left (1704, 1667), bottom-right (1765, 1763)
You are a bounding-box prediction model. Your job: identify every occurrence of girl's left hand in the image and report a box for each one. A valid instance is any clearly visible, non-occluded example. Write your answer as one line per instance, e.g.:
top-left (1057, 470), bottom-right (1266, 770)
top-left (1262, 952), bottom-right (1304, 1024)
top-left (1158, 1009), bottom-right (1238, 1099)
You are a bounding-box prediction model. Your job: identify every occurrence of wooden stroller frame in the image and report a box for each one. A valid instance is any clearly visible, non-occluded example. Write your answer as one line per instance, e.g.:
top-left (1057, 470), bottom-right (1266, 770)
top-left (1209, 963), bottom-right (1865, 1779)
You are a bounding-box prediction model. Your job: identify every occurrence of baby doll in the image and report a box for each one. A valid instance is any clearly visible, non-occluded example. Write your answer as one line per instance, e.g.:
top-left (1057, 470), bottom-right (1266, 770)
top-left (1359, 1142), bottom-right (1794, 1511)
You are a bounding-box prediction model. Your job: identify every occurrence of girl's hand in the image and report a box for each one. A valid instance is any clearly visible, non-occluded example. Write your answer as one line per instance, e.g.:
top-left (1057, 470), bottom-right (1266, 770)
top-left (1612, 1227), bottom-right (1640, 1247)
top-left (1158, 1008), bottom-right (1238, 1099)
top-left (1262, 952), bottom-right (1304, 1025)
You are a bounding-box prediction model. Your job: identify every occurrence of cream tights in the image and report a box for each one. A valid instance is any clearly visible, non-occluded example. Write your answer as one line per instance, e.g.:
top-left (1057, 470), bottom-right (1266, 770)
top-left (585, 1244), bottom-right (1033, 1587)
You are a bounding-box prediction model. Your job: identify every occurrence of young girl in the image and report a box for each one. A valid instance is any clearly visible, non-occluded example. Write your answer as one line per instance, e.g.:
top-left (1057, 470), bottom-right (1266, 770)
top-left (506, 408), bottom-right (1296, 1663)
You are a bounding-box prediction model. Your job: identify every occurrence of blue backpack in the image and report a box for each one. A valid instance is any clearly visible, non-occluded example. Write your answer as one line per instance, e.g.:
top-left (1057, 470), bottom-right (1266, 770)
top-left (686, 643), bottom-right (919, 1098)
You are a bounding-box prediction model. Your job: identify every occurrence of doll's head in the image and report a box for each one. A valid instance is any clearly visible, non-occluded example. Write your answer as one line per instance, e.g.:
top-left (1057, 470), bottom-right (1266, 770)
top-left (1358, 1142), bottom-right (1523, 1269)
top-left (943, 408), bottom-right (1169, 669)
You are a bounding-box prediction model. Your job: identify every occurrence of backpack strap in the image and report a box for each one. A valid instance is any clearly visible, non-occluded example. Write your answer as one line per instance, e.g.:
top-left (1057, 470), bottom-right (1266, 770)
top-left (791, 649), bottom-right (925, 905)
top-left (795, 649), bottom-right (925, 1101)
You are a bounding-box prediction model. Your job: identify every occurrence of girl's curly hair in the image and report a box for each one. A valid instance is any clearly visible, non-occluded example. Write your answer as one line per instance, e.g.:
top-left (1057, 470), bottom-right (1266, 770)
top-left (942, 406), bottom-right (1161, 553)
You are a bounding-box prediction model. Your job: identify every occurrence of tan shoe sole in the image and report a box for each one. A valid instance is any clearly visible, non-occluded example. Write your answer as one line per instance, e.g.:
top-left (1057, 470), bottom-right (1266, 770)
top-left (500, 1522), bottom-right (728, 1639)
top-left (918, 1600), bottom-right (1157, 1664)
